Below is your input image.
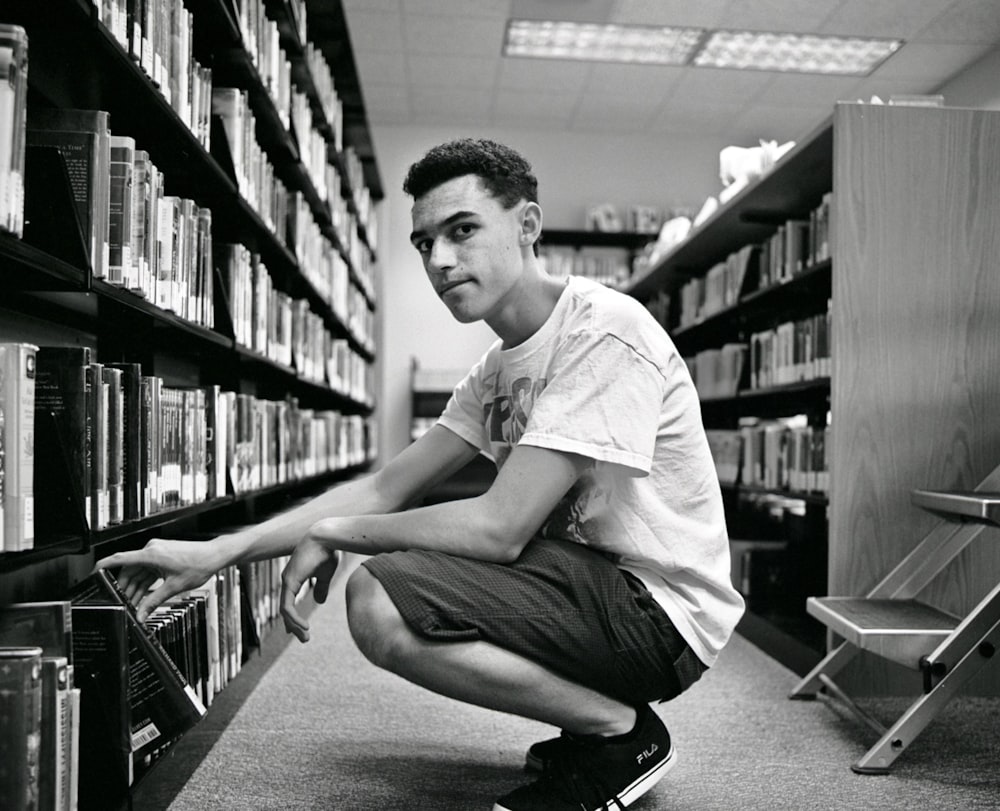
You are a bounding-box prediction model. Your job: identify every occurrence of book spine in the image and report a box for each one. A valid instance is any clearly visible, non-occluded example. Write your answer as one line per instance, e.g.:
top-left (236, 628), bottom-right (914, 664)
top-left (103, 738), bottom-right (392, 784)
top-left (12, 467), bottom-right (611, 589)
top-left (0, 25), bottom-right (29, 238)
top-left (1, 342), bottom-right (38, 551)
top-left (0, 647), bottom-right (43, 811)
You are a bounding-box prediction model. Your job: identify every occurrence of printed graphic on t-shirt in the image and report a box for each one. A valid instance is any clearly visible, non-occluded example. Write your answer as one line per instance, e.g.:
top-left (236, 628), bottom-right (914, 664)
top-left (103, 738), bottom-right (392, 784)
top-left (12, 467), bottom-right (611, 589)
top-left (541, 468), bottom-right (629, 550)
top-left (484, 375), bottom-right (546, 457)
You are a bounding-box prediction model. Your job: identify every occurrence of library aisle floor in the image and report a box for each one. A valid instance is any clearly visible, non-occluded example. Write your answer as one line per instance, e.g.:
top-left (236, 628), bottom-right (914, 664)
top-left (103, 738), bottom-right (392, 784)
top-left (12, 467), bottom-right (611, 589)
top-left (136, 556), bottom-right (1000, 811)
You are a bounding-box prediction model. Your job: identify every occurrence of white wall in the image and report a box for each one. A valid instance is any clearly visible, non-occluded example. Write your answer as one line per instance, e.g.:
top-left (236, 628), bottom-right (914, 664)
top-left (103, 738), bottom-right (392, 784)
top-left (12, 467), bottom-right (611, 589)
top-left (935, 44), bottom-right (1000, 109)
top-left (371, 125), bottom-right (731, 462)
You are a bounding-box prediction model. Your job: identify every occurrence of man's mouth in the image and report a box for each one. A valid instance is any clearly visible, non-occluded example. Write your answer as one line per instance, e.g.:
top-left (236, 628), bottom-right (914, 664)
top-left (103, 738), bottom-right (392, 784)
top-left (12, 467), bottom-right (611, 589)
top-left (439, 279), bottom-right (470, 295)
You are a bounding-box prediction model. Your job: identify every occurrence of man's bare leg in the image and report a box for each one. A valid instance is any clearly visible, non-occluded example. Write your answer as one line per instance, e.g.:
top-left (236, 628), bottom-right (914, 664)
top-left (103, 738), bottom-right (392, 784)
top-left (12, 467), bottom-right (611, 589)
top-left (344, 565), bottom-right (636, 737)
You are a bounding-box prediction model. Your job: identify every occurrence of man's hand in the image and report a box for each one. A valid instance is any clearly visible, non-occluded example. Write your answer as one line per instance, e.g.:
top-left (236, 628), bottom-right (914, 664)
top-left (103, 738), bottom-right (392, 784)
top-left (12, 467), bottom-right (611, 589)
top-left (280, 538), bottom-right (342, 643)
top-left (95, 539), bottom-right (227, 622)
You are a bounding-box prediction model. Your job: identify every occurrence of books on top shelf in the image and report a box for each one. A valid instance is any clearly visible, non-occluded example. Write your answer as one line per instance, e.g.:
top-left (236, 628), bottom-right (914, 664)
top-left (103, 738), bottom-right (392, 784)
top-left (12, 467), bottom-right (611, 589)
top-left (26, 108), bottom-right (111, 280)
top-left (0, 24), bottom-right (29, 239)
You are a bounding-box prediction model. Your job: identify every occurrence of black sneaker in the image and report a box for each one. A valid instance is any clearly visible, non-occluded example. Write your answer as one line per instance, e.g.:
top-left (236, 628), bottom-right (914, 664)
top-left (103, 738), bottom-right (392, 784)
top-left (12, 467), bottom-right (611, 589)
top-left (496, 706), bottom-right (675, 811)
top-left (524, 732), bottom-right (570, 772)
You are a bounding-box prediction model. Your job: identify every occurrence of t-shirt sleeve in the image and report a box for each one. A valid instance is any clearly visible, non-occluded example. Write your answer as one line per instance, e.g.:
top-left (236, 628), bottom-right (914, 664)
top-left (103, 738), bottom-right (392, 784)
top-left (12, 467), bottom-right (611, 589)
top-left (436, 357), bottom-right (490, 452)
top-left (519, 330), bottom-right (665, 475)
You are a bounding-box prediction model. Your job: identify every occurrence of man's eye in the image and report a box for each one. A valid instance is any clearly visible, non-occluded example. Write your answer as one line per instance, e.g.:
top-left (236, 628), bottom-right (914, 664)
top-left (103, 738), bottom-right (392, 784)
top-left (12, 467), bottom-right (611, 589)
top-left (454, 223), bottom-right (475, 239)
top-left (414, 240), bottom-right (432, 254)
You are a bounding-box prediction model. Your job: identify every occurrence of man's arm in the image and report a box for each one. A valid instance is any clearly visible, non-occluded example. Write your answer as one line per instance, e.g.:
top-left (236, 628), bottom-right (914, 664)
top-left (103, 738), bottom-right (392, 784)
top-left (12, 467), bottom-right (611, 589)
top-left (278, 440), bottom-right (589, 640)
top-left (97, 424), bottom-right (480, 619)
top-left (307, 443), bottom-right (588, 562)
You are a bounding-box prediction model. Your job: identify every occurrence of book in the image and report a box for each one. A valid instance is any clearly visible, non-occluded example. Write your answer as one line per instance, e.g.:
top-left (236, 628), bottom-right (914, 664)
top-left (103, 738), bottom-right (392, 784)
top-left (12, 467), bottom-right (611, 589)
top-left (70, 603), bottom-right (131, 810)
top-left (26, 109), bottom-right (111, 280)
top-left (107, 135), bottom-right (135, 287)
top-left (0, 601), bottom-right (73, 664)
top-left (38, 656), bottom-right (71, 811)
top-left (139, 374), bottom-right (162, 516)
top-left (70, 569), bottom-right (207, 806)
top-left (0, 24), bottom-right (29, 238)
top-left (101, 367), bottom-right (124, 525)
top-left (86, 362), bottom-right (109, 531)
top-left (0, 646), bottom-right (43, 811)
top-left (1, 342), bottom-right (38, 552)
top-left (107, 363), bottom-right (141, 521)
top-left (34, 347), bottom-right (92, 541)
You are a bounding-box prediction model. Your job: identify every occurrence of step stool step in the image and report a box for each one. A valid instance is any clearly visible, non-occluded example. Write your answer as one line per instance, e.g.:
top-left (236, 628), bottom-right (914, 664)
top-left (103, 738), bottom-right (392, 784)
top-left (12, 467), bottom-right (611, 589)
top-left (911, 489), bottom-right (1000, 525)
top-left (807, 597), bottom-right (959, 668)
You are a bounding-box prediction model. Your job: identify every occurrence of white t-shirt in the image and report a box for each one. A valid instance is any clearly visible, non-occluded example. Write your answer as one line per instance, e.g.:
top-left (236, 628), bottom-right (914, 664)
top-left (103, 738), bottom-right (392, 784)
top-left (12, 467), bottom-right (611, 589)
top-left (437, 275), bottom-right (745, 667)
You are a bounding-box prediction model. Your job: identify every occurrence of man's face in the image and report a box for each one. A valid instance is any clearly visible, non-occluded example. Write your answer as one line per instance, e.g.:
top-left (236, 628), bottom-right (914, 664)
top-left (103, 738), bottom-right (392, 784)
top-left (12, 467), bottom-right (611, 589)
top-left (409, 174), bottom-right (526, 324)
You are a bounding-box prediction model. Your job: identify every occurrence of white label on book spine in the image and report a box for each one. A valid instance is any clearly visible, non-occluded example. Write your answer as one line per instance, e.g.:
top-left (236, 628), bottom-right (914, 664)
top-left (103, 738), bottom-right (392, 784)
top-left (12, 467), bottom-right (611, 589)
top-left (131, 721), bottom-right (161, 752)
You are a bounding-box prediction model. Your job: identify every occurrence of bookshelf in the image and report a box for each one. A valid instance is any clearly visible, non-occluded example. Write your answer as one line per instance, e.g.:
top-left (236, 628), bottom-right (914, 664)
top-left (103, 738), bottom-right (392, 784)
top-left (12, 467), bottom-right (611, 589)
top-left (540, 228), bottom-right (655, 288)
top-left (624, 102), bottom-right (1000, 693)
top-left (0, 0), bottom-right (382, 805)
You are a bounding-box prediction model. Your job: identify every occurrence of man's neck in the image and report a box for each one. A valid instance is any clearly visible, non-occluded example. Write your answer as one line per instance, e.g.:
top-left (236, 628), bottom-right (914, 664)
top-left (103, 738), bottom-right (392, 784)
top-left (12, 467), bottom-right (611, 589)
top-left (489, 270), bottom-right (567, 349)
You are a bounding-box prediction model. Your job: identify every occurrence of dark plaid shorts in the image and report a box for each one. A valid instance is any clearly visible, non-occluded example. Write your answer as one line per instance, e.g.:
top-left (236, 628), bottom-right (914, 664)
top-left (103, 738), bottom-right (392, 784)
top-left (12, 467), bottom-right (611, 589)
top-left (361, 536), bottom-right (707, 706)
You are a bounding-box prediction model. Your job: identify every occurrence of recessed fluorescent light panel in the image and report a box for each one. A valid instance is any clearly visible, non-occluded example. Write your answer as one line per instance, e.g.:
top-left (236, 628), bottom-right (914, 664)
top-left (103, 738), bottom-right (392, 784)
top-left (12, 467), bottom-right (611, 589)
top-left (503, 19), bottom-right (902, 76)
top-left (504, 20), bottom-right (704, 66)
top-left (694, 30), bottom-right (902, 75)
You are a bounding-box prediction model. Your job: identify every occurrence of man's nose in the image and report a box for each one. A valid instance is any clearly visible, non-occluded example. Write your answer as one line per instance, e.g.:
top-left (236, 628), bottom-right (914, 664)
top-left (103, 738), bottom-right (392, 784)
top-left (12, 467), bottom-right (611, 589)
top-left (428, 239), bottom-right (456, 272)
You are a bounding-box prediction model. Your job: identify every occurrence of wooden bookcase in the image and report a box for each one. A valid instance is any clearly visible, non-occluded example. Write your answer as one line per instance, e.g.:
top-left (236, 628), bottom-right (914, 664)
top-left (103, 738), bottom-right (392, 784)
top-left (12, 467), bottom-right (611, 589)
top-left (624, 102), bottom-right (1000, 692)
top-left (0, 0), bottom-right (382, 794)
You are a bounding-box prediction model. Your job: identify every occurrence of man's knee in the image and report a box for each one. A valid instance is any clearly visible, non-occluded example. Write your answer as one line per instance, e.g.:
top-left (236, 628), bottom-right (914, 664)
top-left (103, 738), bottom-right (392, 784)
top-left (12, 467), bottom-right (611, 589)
top-left (345, 565), bottom-right (409, 669)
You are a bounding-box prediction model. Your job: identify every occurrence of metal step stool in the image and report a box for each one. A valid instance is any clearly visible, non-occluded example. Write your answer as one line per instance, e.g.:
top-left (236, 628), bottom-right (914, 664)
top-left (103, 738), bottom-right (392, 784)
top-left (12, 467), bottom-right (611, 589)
top-left (789, 478), bottom-right (1000, 774)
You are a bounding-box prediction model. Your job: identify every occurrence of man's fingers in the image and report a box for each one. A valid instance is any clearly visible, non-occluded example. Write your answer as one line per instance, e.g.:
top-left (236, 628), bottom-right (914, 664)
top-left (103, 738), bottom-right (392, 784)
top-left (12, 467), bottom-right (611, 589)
top-left (311, 551), bottom-right (341, 604)
top-left (280, 576), bottom-right (310, 643)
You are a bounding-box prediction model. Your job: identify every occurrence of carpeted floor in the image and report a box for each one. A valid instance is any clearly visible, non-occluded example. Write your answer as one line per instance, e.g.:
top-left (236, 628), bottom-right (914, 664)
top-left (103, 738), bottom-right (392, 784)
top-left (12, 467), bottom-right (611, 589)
top-left (135, 555), bottom-right (1000, 811)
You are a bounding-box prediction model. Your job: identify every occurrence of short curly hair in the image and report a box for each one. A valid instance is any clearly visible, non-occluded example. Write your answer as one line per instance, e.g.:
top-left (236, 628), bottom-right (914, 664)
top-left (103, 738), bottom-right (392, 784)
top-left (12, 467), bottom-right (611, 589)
top-left (403, 138), bottom-right (538, 209)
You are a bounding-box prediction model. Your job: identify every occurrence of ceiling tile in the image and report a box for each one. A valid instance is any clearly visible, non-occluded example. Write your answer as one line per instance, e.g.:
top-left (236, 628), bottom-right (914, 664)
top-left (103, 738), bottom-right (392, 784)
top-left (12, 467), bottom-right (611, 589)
top-left (407, 54), bottom-right (499, 89)
top-left (405, 0), bottom-right (512, 18)
top-left (875, 41), bottom-right (995, 79)
top-left (403, 14), bottom-right (507, 56)
top-left (917, 0), bottom-right (1000, 43)
top-left (668, 67), bottom-right (773, 105)
top-left (498, 57), bottom-right (593, 93)
top-left (342, 0), bottom-right (400, 11)
top-left (343, 10), bottom-right (405, 52)
top-left (819, 0), bottom-right (950, 38)
top-left (610, 0), bottom-right (731, 27)
top-left (648, 102), bottom-right (742, 136)
top-left (572, 91), bottom-right (657, 131)
top-left (410, 87), bottom-right (495, 126)
top-left (492, 90), bottom-right (578, 128)
top-left (354, 50), bottom-right (408, 85)
top-left (849, 76), bottom-right (941, 101)
top-left (719, 0), bottom-right (832, 33)
top-left (757, 72), bottom-right (868, 107)
top-left (584, 63), bottom-right (682, 102)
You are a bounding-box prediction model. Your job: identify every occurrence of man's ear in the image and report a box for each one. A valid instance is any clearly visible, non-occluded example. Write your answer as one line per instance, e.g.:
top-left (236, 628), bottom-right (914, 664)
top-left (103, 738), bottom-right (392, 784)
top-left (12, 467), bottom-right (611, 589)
top-left (519, 201), bottom-right (543, 246)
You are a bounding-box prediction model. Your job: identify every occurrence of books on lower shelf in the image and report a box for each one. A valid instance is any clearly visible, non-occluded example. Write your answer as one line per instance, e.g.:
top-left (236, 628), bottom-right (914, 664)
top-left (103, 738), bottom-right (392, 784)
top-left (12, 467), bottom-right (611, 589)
top-left (1, 342), bottom-right (38, 552)
top-left (0, 554), bottom-right (304, 810)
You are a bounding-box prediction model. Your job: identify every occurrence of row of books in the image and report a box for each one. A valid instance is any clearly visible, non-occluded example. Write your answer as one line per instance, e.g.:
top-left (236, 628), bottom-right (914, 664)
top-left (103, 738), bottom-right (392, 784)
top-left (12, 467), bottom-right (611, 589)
top-left (749, 305), bottom-right (832, 391)
top-left (686, 343), bottom-right (747, 400)
top-left (678, 244), bottom-right (755, 328)
top-left (0, 25), bottom-right (27, 238)
top-left (93, 0), bottom-right (212, 149)
top-left (757, 194), bottom-right (832, 291)
top-left (539, 245), bottom-right (632, 288)
top-left (217, 243), bottom-right (376, 386)
top-left (0, 560), bottom-right (300, 810)
top-left (706, 417), bottom-right (830, 494)
top-left (212, 86), bottom-right (290, 234)
top-left (0, 342), bottom-right (377, 553)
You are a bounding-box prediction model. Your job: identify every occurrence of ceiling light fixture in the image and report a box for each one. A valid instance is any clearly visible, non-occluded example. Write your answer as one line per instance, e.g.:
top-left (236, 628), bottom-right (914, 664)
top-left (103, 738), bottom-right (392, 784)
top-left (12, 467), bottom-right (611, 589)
top-left (503, 19), bottom-right (903, 76)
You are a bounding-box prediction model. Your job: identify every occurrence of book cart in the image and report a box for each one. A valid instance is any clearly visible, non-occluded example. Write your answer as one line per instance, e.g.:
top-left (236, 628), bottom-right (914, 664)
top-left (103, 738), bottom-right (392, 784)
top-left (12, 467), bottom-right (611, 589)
top-left (623, 101), bottom-right (1000, 693)
top-left (0, 1), bottom-right (381, 808)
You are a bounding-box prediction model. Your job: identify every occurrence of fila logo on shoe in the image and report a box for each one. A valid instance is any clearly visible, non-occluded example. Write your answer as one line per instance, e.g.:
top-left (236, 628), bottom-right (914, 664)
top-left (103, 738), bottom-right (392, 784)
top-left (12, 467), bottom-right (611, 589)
top-left (636, 743), bottom-right (659, 765)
